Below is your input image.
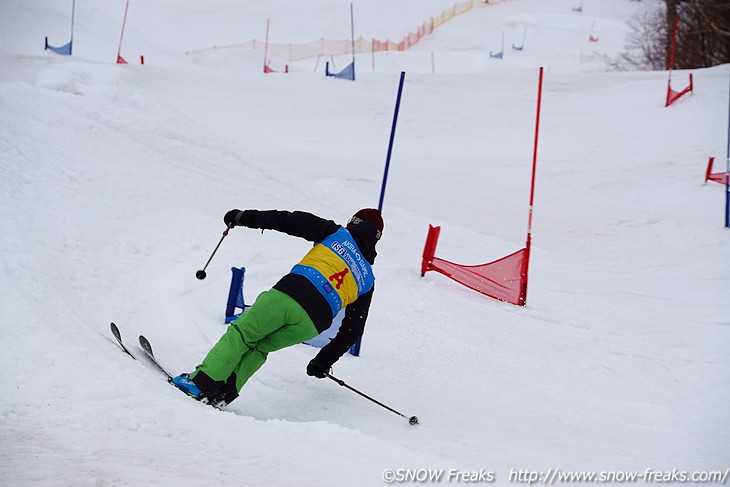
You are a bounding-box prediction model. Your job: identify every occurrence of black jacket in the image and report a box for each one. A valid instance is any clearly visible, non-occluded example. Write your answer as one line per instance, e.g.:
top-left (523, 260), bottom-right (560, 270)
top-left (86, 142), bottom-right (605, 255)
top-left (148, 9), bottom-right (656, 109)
top-left (237, 209), bottom-right (378, 368)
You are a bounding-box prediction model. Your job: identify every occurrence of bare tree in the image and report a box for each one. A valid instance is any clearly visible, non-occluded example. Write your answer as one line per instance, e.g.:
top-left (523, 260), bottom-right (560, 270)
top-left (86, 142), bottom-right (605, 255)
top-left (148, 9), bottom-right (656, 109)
top-left (614, 6), bottom-right (668, 69)
top-left (680, 0), bottom-right (730, 67)
top-left (615, 0), bottom-right (729, 70)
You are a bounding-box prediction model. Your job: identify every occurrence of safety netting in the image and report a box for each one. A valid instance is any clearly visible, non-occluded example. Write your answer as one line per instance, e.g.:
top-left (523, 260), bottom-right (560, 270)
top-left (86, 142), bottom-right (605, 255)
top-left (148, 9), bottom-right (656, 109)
top-left (185, 0), bottom-right (505, 61)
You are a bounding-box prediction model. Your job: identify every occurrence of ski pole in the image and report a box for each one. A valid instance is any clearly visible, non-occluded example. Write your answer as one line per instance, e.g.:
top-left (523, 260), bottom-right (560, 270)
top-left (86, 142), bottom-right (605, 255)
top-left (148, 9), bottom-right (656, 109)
top-left (196, 224), bottom-right (233, 280)
top-left (325, 372), bottom-right (419, 425)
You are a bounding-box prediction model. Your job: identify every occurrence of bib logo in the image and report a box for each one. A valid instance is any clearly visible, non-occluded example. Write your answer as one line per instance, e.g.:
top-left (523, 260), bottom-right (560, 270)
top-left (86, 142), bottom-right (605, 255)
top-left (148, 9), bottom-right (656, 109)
top-left (328, 268), bottom-right (349, 290)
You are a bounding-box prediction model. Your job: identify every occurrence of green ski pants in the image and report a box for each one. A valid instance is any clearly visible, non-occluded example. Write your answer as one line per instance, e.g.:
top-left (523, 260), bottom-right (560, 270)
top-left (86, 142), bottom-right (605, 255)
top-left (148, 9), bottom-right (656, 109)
top-left (191, 288), bottom-right (319, 393)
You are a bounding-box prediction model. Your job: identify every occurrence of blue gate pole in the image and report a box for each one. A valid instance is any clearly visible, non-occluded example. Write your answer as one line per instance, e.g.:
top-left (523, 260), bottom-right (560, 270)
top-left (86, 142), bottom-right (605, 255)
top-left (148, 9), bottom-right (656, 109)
top-left (351, 71), bottom-right (406, 357)
top-left (349, 2), bottom-right (356, 81)
top-left (378, 71), bottom-right (406, 211)
top-left (70, 0), bottom-right (76, 55)
top-left (725, 175), bottom-right (730, 228)
top-left (725, 69), bottom-right (729, 228)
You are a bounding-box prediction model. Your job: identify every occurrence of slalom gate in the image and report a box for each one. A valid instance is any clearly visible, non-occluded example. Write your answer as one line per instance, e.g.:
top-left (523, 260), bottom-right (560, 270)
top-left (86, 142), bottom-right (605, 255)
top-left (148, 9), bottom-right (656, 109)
top-left (115, 0), bottom-right (143, 64)
top-left (44, 0), bottom-right (74, 56)
top-left (665, 16), bottom-right (693, 107)
top-left (420, 67), bottom-right (545, 307)
top-left (263, 19), bottom-right (289, 73)
top-left (324, 4), bottom-right (356, 80)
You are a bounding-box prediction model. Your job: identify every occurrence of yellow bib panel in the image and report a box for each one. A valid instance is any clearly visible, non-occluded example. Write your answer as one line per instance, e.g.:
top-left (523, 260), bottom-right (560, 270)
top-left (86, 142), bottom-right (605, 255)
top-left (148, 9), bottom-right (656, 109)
top-left (290, 227), bottom-right (375, 318)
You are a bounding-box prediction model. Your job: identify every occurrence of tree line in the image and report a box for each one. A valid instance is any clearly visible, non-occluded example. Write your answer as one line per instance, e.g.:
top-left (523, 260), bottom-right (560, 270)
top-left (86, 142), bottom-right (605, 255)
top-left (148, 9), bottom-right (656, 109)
top-left (618, 0), bottom-right (729, 70)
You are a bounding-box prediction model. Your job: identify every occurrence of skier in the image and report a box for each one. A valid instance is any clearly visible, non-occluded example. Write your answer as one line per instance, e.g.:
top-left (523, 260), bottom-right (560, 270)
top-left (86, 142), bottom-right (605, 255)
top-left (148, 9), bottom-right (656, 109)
top-left (171, 208), bottom-right (384, 407)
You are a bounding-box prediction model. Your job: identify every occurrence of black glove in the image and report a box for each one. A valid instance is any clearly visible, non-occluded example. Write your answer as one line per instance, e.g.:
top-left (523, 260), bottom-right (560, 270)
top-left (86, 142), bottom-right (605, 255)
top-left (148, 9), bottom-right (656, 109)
top-left (306, 358), bottom-right (330, 379)
top-left (224, 209), bottom-right (245, 227)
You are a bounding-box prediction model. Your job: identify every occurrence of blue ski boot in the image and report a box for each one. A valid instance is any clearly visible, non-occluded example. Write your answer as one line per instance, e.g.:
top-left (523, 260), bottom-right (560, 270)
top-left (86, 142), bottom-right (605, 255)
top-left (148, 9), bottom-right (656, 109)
top-left (170, 373), bottom-right (202, 399)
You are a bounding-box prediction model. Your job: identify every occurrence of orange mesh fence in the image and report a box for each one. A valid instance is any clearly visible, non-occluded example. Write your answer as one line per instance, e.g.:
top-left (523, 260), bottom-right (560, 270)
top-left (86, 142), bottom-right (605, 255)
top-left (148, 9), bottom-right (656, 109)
top-left (186, 0), bottom-right (505, 61)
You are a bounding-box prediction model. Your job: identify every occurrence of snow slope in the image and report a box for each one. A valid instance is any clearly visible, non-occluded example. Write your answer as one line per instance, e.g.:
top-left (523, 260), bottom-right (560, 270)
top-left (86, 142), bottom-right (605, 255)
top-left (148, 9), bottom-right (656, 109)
top-left (1, 0), bottom-right (728, 485)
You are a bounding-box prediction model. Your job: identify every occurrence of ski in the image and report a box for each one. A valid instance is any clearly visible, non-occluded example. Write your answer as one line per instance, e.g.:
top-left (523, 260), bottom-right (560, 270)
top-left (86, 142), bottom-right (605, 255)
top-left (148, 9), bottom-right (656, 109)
top-left (111, 323), bottom-right (220, 408)
top-left (110, 322), bottom-right (171, 380)
top-left (110, 322), bottom-right (137, 359)
top-left (138, 335), bottom-right (173, 380)
top-left (111, 322), bottom-right (223, 410)
top-left (138, 335), bottom-right (223, 408)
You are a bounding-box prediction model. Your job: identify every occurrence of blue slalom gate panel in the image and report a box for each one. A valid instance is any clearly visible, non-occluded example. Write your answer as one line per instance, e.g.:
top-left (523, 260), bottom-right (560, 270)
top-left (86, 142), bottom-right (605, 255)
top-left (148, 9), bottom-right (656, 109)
top-left (326, 61), bottom-right (355, 81)
top-left (45, 37), bottom-right (72, 55)
top-left (225, 267), bottom-right (249, 323)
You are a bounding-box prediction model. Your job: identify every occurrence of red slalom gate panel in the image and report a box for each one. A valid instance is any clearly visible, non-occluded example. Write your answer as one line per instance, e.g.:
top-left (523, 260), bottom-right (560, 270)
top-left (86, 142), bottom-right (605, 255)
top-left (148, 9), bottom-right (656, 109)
top-left (666, 73), bottom-right (693, 107)
top-left (264, 63), bottom-right (289, 73)
top-left (421, 225), bottom-right (529, 306)
top-left (706, 156), bottom-right (730, 185)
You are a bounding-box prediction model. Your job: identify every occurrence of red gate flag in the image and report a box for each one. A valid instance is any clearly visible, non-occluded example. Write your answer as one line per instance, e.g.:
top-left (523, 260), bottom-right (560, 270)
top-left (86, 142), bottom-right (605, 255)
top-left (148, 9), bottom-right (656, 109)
top-left (706, 156), bottom-right (730, 184)
top-left (421, 225), bottom-right (528, 306)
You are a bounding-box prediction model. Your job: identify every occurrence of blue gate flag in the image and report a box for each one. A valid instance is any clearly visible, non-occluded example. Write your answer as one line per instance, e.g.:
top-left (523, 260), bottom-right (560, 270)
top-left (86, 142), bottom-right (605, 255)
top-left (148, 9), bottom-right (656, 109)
top-left (45, 37), bottom-right (72, 55)
top-left (326, 61), bottom-right (355, 81)
top-left (225, 267), bottom-right (249, 323)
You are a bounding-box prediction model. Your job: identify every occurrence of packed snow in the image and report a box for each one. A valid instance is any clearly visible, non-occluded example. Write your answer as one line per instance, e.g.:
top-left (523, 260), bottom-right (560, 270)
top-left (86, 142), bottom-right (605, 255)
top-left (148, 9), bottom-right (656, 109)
top-left (1, 0), bottom-right (728, 485)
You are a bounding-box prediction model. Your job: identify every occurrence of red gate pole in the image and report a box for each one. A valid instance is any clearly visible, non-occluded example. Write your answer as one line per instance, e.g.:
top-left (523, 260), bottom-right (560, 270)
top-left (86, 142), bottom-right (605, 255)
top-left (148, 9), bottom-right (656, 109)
top-left (420, 224), bottom-right (441, 276)
top-left (116, 0), bottom-right (129, 63)
top-left (665, 16), bottom-right (679, 106)
top-left (519, 66), bottom-right (544, 306)
top-left (263, 18), bottom-right (270, 73)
